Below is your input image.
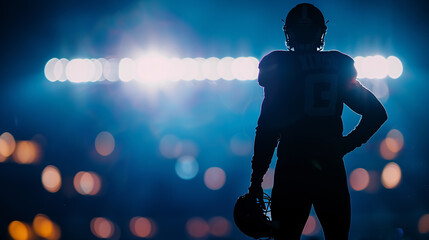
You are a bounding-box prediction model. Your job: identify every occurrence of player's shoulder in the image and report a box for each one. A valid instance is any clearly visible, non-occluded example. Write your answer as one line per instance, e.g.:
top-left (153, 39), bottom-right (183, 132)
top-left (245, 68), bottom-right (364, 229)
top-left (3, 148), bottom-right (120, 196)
top-left (258, 50), bottom-right (292, 69)
top-left (323, 50), bottom-right (355, 64)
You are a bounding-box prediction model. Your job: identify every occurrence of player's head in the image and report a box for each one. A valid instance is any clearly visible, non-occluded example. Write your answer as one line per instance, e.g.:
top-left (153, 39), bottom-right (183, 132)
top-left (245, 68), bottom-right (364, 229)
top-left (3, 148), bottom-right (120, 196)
top-left (283, 3), bottom-right (327, 52)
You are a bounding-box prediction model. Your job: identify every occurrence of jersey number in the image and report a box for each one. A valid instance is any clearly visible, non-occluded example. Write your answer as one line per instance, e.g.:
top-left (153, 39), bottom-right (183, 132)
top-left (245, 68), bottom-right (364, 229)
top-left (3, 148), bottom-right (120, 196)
top-left (304, 73), bottom-right (338, 116)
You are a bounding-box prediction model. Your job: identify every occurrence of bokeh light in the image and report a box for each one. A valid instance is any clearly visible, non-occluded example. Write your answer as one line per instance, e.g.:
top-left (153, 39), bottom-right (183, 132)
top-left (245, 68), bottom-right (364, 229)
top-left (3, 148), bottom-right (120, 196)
top-left (41, 165), bottom-right (62, 193)
top-left (0, 132), bottom-right (16, 159)
top-left (217, 57), bottom-right (235, 80)
top-left (381, 162), bottom-right (402, 189)
top-left (118, 57), bottom-right (137, 82)
top-left (13, 141), bottom-right (41, 164)
top-left (302, 216), bottom-right (319, 236)
top-left (209, 216), bottom-right (231, 237)
top-left (90, 217), bottom-right (114, 239)
top-left (130, 217), bottom-right (154, 238)
top-left (8, 221), bottom-right (31, 240)
top-left (73, 171), bottom-right (102, 195)
top-left (202, 57), bottom-right (220, 81)
top-left (354, 55), bottom-right (402, 79)
top-left (45, 58), bottom-right (59, 82)
top-left (262, 168), bottom-right (275, 190)
top-left (159, 134), bottom-right (182, 159)
top-left (386, 129), bottom-right (404, 153)
top-left (33, 214), bottom-right (57, 239)
top-left (66, 58), bottom-right (95, 83)
top-left (231, 57), bottom-right (259, 81)
top-left (204, 167), bottom-right (226, 190)
top-left (418, 214), bottom-right (429, 234)
top-left (380, 139), bottom-right (398, 160)
top-left (175, 155), bottom-right (199, 180)
top-left (365, 170), bottom-right (380, 193)
top-left (230, 133), bottom-right (252, 156)
top-left (387, 56), bottom-right (403, 79)
top-left (349, 168), bottom-right (370, 191)
top-left (46, 55), bottom-right (402, 82)
top-left (186, 217), bottom-right (210, 238)
top-left (136, 52), bottom-right (169, 83)
top-left (95, 131), bottom-right (115, 157)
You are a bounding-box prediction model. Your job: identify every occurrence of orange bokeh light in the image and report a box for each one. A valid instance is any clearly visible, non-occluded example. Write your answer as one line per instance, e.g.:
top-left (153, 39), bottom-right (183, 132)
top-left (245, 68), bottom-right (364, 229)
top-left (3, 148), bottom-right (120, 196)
top-left (33, 214), bottom-right (53, 238)
top-left (186, 217), bottom-right (210, 238)
top-left (379, 139), bottom-right (398, 160)
top-left (41, 165), bottom-right (62, 193)
top-left (0, 132), bottom-right (16, 158)
top-left (73, 171), bottom-right (101, 195)
top-left (130, 217), bottom-right (154, 238)
top-left (95, 131), bottom-right (115, 157)
top-left (381, 162), bottom-right (402, 189)
top-left (302, 216), bottom-right (318, 236)
top-left (13, 141), bottom-right (41, 164)
top-left (386, 129), bottom-right (404, 153)
top-left (204, 167), bottom-right (226, 190)
top-left (209, 216), bottom-right (231, 237)
top-left (349, 168), bottom-right (370, 191)
top-left (8, 221), bottom-right (31, 240)
top-left (262, 168), bottom-right (275, 190)
top-left (91, 217), bottom-right (114, 239)
top-left (418, 214), bottom-right (429, 234)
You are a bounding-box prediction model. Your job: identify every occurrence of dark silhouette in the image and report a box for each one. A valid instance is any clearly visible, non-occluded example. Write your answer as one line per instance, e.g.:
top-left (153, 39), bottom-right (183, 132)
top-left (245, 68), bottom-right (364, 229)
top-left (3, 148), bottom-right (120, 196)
top-left (247, 3), bottom-right (387, 240)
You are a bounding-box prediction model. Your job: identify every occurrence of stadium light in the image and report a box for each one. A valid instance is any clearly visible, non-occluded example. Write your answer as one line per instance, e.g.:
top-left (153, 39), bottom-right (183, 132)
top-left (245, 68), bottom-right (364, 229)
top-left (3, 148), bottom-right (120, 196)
top-left (45, 55), bottom-right (403, 82)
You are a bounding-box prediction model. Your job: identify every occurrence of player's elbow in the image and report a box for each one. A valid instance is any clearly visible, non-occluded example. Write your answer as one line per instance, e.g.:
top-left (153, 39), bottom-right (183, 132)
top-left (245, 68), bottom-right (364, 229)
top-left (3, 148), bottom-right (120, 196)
top-left (374, 104), bottom-right (388, 125)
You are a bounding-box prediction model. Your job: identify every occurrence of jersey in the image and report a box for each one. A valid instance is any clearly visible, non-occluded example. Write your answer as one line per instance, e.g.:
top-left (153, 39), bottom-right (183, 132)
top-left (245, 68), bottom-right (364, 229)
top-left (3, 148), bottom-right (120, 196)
top-left (250, 50), bottom-right (387, 184)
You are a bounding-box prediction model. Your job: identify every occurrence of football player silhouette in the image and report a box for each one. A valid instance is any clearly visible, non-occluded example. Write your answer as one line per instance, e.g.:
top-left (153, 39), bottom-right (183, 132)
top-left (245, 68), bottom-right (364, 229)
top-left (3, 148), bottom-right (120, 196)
top-left (247, 3), bottom-right (387, 239)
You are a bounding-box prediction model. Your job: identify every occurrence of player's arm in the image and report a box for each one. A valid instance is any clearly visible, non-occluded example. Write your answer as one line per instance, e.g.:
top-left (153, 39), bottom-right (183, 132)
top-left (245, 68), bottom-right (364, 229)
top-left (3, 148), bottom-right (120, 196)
top-left (249, 53), bottom-right (281, 197)
top-left (341, 76), bottom-right (388, 155)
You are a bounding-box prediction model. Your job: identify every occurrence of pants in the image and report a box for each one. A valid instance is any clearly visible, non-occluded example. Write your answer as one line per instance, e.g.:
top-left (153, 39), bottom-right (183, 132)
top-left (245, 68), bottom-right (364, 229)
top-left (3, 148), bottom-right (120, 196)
top-left (270, 155), bottom-right (351, 240)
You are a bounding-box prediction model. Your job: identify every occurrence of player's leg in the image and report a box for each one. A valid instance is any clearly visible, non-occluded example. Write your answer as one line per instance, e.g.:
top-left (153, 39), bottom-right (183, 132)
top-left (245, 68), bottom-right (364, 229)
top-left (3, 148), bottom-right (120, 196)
top-left (270, 157), bottom-right (314, 240)
top-left (313, 158), bottom-right (351, 239)
top-left (271, 194), bottom-right (312, 240)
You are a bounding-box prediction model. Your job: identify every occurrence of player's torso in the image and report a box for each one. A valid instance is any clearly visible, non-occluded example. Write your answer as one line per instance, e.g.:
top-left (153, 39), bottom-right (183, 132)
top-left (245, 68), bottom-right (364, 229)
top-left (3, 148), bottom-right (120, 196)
top-left (264, 50), bottom-right (347, 143)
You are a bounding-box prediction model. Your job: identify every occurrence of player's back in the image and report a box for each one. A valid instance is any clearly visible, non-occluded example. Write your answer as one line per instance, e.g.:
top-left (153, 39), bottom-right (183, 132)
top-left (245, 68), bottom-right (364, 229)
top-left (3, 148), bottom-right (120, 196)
top-left (257, 50), bottom-right (357, 154)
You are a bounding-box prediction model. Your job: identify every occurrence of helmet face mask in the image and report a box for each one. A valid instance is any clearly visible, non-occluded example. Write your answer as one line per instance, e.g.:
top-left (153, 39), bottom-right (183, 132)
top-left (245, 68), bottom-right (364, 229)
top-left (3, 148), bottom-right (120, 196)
top-left (283, 3), bottom-right (327, 52)
top-left (233, 193), bottom-right (273, 239)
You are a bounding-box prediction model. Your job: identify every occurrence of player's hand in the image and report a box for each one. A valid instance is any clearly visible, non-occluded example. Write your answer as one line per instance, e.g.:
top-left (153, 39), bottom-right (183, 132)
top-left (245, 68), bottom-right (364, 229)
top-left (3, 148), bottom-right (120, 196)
top-left (248, 183), bottom-right (265, 210)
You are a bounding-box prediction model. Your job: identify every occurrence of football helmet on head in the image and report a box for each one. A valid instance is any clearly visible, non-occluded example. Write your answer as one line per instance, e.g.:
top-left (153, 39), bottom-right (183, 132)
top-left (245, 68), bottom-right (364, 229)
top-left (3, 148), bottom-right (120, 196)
top-left (233, 192), bottom-right (273, 239)
top-left (283, 3), bottom-right (327, 52)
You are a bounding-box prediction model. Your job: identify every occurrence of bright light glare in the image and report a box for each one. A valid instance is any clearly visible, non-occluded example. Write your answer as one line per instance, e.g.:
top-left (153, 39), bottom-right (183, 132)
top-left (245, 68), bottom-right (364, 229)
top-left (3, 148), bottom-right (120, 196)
top-left (231, 57), bottom-right (259, 81)
top-left (46, 55), bottom-right (402, 82)
top-left (66, 59), bottom-right (95, 83)
top-left (387, 56), bottom-right (403, 79)
top-left (218, 57), bottom-right (235, 80)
